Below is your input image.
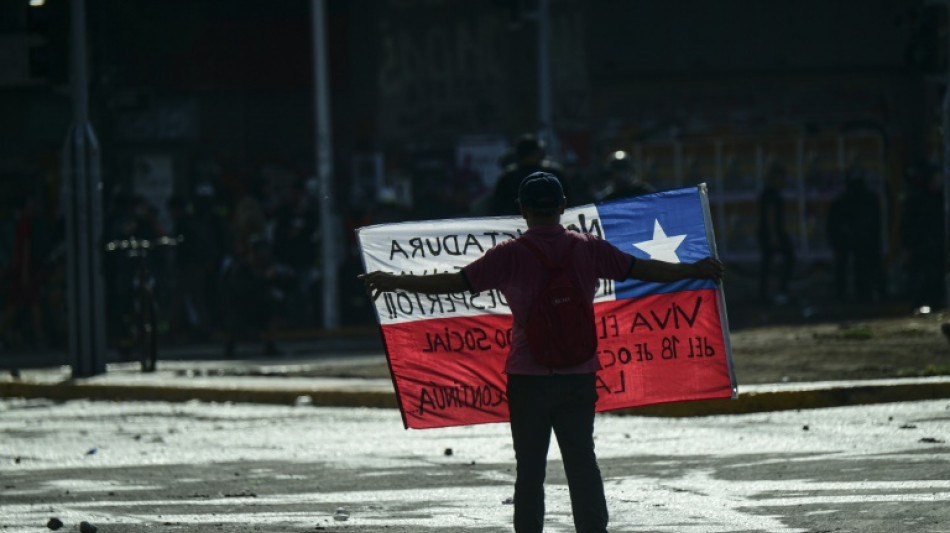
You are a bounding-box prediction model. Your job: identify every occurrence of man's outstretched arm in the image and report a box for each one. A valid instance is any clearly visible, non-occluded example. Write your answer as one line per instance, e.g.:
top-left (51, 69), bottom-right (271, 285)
top-left (628, 256), bottom-right (724, 284)
top-left (358, 271), bottom-right (468, 300)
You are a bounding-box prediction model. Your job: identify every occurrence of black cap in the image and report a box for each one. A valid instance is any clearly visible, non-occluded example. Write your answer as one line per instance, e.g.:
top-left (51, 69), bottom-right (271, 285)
top-left (517, 172), bottom-right (565, 211)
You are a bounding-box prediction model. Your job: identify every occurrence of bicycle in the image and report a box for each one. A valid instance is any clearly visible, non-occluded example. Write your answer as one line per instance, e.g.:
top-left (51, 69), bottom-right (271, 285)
top-left (105, 235), bottom-right (181, 372)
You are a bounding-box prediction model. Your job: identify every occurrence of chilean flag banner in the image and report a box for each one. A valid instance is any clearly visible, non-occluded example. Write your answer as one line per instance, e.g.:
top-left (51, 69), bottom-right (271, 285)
top-left (357, 184), bottom-right (737, 429)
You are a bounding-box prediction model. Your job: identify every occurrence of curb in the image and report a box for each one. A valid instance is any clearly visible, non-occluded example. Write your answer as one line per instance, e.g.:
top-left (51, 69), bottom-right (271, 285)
top-left (2, 378), bottom-right (948, 417)
top-left (623, 379), bottom-right (950, 417)
top-left (0, 381), bottom-right (398, 409)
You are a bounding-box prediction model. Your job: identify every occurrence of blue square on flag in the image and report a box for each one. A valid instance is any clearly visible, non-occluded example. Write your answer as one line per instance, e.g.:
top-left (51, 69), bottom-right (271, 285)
top-left (597, 188), bottom-right (717, 300)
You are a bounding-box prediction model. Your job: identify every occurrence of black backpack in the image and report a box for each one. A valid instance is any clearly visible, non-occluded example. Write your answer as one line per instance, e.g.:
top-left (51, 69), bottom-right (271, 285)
top-left (517, 237), bottom-right (598, 368)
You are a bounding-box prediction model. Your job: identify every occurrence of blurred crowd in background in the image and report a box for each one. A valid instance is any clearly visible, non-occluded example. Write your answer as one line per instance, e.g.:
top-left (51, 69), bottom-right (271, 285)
top-left (0, 132), bottom-right (946, 357)
top-left (2, 0), bottom-right (948, 359)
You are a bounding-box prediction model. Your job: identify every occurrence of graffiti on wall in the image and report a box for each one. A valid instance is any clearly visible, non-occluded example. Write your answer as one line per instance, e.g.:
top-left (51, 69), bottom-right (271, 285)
top-left (377, 2), bottom-right (590, 139)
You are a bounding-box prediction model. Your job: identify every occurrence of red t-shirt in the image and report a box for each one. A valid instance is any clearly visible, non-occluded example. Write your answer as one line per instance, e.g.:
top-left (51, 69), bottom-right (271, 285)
top-left (462, 224), bottom-right (635, 375)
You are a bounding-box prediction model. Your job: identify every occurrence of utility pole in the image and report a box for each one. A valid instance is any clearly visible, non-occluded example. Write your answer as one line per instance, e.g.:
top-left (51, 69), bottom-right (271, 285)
top-left (62, 0), bottom-right (107, 377)
top-left (944, 72), bottom-right (950, 308)
top-left (943, 0), bottom-right (950, 309)
top-left (536, 0), bottom-right (557, 158)
top-left (311, 0), bottom-right (339, 329)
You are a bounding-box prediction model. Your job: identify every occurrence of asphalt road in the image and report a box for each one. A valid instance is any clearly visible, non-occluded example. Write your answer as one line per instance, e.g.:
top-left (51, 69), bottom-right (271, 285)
top-left (1, 398), bottom-right (949, 533)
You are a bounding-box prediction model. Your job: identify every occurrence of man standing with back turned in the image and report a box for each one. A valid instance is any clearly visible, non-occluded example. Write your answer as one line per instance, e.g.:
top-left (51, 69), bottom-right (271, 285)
top-left (360, 172), bottom-right (724, 533)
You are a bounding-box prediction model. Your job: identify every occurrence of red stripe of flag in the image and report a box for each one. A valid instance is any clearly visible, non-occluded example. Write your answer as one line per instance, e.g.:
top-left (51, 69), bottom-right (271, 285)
top-left (381, 289), bottom-right (729, 429)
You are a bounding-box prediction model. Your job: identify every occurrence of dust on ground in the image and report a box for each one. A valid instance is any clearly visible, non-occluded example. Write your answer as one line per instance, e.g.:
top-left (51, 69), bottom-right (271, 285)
top-left (728, 311), bottom-right (950, 384)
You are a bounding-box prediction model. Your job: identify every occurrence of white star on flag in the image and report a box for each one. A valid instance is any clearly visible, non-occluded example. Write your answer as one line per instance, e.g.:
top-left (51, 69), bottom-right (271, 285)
top-left (633, 220), bottom-right (687, 263)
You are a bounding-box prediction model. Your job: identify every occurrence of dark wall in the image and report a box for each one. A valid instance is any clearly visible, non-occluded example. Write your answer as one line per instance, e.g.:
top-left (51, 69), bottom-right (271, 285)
top-left (580, 0), bottom-right (934, 160)
top-left (0, 0), bottom-right (940, 195)
top-left (589, 0), bottom-right (917, 77)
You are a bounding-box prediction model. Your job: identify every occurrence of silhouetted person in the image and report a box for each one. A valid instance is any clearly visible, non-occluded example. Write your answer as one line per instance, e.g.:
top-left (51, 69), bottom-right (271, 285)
top-left (231, 178), bottom-right (267, 264)
top-left (757, 164), bottom-right (796, 305)
top-left (192, 186), bottom-right (230, 332)
top-left (0, 195), bottom-right (17, 325)
top-left (273, 180), bottom-right (318, 326)
top-left (446, 153), bottom-right (488, 216)
top-left (167, 194), bottom-right (222, 339)
top-left (827, 168), bottom-right (885, 302)
top-left (0, 195), bottom-right (51, 349)
top-left (360, 172), bottom-right (723, 533)
top-left (109, 195), bottom-right (163, 353)
top-left (900, 162), bottom-right (944, 311)
top-left (599, 150), bottom-right (655, 202)
top-left (490, 134), bottom-right (567, 216)
top-left (219, 235), bottom-right (295, 357)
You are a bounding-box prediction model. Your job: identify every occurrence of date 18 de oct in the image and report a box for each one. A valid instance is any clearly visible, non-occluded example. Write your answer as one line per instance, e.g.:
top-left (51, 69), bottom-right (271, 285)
top-left (599, 336), bottom-right (716, 367)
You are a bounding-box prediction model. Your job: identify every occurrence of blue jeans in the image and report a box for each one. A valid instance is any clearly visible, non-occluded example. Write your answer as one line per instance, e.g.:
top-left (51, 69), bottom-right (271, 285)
top-left (507, 373), bottom-right (609, 533)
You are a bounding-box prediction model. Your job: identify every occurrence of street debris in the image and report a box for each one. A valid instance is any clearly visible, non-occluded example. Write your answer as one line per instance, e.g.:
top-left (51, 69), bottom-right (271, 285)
top-left (224, 489), bottom-right (257, 498)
